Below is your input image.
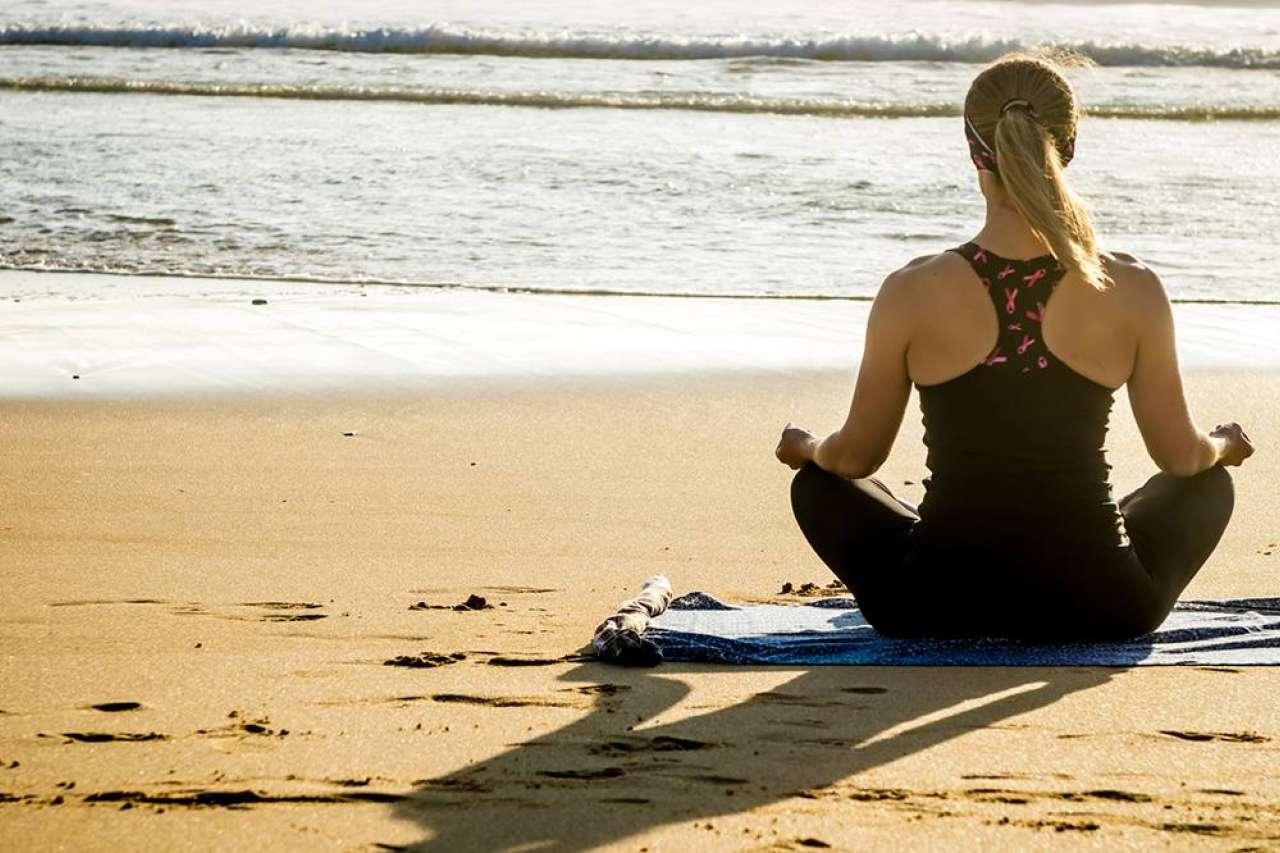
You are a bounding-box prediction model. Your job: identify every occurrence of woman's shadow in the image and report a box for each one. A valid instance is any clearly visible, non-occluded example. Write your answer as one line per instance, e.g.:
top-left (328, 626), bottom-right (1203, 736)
top-left (391, 660), bottom-right (1118, 850)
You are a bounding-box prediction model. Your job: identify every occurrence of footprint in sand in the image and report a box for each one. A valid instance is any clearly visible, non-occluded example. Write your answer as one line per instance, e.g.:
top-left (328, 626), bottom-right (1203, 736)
top-left (563, 684), bottom-right (630, 697)
top-left (84, 600), bottom-right (329, 623)
top-left (48, 599), bottom-right (166, 607)
top-left (429, 694), bottom-right (575, 709)
top-left (538, 767), bottom-right (625, 781)
top-left (83, 702), bottom-right (142, 713)
top-left (479, 586), bottom-right (559, 594)
top-left (409, 586), bottom-right (557, 596)
top-left (486, 655), bottom-right (572, 667)
top-left (81, 788), bottom-right (406, 807)
top-left (1159, 730), bottom-right (1269, 744)
top-left (408, 595), bottom-right (496, 612)
top-left (588, 735), bottom-right (712, 755)
top-left (239, 602), bottom-right (327, 622)
top-left (757, 691), bottom-right (854, 708)
top-left (383, 652), bottom-right (467, 668)
top-left (57, 732), bottom-right (167, 743)
top-left (194, 710), bottom-right (291, 740)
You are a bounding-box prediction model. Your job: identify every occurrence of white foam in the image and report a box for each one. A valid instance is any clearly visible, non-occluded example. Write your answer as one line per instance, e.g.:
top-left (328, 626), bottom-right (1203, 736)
top-left (3, 23), bottom-right (1279, 68)
top-left (6, 76), bottom-right (1278, 121)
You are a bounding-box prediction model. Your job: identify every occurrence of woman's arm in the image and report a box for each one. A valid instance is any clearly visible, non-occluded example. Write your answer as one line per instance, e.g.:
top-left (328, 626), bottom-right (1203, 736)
top-left (777, 267), bottom-right (914, 478)
top-left (1125, 261), bottom-right (1253, 475)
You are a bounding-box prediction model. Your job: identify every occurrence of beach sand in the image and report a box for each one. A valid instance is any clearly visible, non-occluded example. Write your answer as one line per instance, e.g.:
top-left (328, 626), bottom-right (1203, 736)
top-left (1, 276), bottom-right (1278, 850)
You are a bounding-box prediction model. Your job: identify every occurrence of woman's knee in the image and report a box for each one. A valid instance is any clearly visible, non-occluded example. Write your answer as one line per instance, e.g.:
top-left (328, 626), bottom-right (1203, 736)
top-left (790, 462), bottom-right (836, 519)
top-left (1201, 463), bottom-right (1234, 505)
top-left (1135, 464), bottom-right (1235, 524)
top-left (1186, 464), bottom-right (1235, 530)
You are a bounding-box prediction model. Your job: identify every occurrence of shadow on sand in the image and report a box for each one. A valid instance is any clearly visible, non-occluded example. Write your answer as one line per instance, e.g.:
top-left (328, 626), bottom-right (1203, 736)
top-left (392, 662), bottom-right (1117, 850)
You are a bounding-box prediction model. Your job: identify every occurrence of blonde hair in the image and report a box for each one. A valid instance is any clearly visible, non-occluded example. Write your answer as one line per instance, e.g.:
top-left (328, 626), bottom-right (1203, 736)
top-left (965, 50), bottom-right (1111, 290)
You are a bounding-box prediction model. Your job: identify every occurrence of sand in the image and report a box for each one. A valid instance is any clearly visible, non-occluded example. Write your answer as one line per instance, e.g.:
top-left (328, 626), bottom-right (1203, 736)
top-left (1, 275), bottom-right (1278, 850)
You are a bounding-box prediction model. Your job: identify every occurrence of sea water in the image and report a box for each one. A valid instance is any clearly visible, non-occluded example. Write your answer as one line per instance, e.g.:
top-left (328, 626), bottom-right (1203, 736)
top-left (3, 0), bottom-right (1280, 302)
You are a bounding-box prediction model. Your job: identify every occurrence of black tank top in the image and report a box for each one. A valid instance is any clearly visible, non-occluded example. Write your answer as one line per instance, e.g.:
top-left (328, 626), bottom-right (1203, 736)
top-left (913, 242), bottom-right (1130, 552)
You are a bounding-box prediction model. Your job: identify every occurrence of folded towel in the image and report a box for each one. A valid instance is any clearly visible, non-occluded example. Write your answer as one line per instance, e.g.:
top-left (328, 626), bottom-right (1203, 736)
top-left (646, 594), bottom-right (1280, 666)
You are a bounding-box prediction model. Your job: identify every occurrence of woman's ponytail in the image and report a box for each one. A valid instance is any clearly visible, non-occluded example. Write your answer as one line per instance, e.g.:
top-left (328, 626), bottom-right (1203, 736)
top-left (993, 105), bottom-right (1110, 290)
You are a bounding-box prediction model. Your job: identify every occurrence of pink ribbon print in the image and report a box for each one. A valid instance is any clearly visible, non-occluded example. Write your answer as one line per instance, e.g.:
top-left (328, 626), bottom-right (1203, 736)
top-left (961, 247), bottom-right (1060, 374)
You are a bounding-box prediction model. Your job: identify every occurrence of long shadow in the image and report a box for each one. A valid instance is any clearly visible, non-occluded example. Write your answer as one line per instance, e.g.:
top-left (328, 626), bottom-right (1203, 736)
top-left (392, 662), bottom-right (1117, 850)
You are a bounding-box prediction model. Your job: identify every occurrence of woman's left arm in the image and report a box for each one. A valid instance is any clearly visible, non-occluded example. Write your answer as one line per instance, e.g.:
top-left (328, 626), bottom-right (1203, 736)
top-left (777, 267), bottom-right (915, 478)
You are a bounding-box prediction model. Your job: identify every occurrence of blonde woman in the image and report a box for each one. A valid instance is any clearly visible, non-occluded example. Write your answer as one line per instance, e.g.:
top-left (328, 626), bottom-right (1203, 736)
top-left (775, 53), bottom-right (1254, 641)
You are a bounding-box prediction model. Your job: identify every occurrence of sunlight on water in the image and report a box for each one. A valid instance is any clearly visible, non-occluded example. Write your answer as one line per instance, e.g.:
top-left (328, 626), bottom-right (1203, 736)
top-left (3, 0), bottom-right (1280, 302)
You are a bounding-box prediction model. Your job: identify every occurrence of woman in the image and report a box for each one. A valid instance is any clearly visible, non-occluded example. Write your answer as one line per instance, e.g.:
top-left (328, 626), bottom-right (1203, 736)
top-left (775, 52), bottom-right (1254, 641)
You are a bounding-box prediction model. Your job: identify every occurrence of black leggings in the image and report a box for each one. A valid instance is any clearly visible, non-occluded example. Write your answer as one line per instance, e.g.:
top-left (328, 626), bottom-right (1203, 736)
top-left (790, 463), bottom-right (1234, 641)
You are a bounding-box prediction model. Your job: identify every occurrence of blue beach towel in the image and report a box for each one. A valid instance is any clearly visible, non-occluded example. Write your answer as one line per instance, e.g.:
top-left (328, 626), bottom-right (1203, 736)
top-left (648, 593), bottom-right (1280, 666)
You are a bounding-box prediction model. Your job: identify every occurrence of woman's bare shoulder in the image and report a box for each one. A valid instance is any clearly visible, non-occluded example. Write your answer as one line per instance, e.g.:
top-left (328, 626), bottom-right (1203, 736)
top-left (1099, 250), bottom-right (1168, 309)
top-left (883, 251), bottom-right (969, 289)
top-left (869, 253), bottom-right (968, 319)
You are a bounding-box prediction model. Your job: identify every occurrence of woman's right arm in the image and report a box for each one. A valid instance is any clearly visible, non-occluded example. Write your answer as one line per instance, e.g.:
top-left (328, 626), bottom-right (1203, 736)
top-left (1125, 261), bottom-right (1253, 475)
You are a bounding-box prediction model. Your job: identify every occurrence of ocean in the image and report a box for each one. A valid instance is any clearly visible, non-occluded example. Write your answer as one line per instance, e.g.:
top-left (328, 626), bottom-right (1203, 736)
top-left (4, 0), bottom-right (1280, 302)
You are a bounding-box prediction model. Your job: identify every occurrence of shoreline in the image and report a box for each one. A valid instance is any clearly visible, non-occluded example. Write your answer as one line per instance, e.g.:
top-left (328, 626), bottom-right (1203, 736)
top-left (5, 269), bottom-right (1280, 401)
top-left (10, 264), bottom-right (1280, 305)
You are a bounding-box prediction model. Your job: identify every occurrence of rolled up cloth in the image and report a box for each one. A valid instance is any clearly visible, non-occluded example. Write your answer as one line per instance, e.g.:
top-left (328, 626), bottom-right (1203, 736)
top-left (592, 575), bottom-right (673, 666)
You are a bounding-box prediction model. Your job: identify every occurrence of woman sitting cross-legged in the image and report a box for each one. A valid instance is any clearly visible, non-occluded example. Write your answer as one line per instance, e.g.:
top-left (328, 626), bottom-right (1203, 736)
top-left (775, 51), bottom-right (1254, 642)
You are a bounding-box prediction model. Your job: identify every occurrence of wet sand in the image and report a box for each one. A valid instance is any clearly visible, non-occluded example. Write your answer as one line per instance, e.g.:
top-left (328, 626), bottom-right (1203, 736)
top-left (1, 362), bottom-right (1278, 849)
top-left (6, 269), bottom-right (1280, 399)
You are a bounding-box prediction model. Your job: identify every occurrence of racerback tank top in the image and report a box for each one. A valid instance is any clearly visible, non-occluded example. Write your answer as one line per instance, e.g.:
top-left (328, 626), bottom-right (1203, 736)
top-left (912, 242), bottom-right (1130, 551)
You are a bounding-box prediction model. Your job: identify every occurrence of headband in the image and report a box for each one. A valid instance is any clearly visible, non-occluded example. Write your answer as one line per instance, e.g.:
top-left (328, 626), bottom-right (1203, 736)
top-left (963, 99), bottom-right (1076, 175)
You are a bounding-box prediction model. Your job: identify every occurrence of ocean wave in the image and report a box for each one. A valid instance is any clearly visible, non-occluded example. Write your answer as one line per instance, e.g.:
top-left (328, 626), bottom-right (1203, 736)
top-left (2, 23), bottom-right (1280, 68)
top-left (4, 76), bottom-right (1279, 121)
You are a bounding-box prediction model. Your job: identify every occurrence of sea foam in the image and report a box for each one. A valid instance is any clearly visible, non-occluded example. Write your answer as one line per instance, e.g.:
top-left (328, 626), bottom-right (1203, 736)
top-left (5, 76), bottom-right (1278, 121)
top-left (3, 23), bottom-right (1280, 68)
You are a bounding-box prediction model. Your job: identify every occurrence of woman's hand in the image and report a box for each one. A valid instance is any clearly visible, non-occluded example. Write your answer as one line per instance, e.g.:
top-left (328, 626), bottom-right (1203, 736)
top-left (1211, 422), bottom-right (1255, 467)
top-left (776, 423), bottom-right (818, 470)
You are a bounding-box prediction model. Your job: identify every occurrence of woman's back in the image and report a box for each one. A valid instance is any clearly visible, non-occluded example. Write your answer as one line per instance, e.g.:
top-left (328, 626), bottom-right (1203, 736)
top-left (907, 242), bottom-right (1138, 551)
top-left (903, 245), bottom-right (1146, 392)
